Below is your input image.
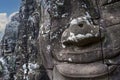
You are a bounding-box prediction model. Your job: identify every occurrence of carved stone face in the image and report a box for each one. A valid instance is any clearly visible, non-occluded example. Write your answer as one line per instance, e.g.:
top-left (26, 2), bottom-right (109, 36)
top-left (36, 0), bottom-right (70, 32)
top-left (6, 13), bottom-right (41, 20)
top-left (39, 0), bottom-right (120, 80)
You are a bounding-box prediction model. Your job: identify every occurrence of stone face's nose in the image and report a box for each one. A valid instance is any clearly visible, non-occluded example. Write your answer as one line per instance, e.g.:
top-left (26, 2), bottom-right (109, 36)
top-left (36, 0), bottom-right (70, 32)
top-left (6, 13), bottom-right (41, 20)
top-left (61, 17), bottom-right (104, 46)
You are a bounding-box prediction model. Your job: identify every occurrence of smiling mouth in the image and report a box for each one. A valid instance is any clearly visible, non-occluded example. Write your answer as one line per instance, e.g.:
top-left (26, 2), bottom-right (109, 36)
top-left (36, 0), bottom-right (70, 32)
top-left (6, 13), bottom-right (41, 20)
top-left (55, 47), bottom-right (119, 63)
top-left (54, 48), bottom-right (118, 78)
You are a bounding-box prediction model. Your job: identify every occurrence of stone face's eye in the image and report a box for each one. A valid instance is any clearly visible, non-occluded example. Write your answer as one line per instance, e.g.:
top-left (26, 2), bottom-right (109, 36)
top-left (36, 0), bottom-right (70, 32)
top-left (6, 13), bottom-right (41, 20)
top-left (49, 0), bottom-right (70, 18)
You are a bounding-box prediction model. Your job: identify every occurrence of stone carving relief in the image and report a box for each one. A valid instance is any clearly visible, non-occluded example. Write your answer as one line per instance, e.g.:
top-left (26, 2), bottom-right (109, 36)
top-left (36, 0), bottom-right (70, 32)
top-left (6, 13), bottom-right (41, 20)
top-left (39, 0), bottom-right (120, 80)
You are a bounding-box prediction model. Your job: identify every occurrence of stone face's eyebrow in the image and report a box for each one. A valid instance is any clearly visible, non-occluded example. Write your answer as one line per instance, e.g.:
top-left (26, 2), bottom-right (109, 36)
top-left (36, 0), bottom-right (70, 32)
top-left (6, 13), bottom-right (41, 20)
top-left (103, 0), bottom-right (120, 6)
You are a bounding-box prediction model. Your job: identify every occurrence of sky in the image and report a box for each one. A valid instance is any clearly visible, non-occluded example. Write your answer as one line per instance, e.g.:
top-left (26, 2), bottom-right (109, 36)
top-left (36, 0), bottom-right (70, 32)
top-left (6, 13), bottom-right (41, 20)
top-left (0, 0), bottom-right (21, 16)
top-left (0, 0), bottom-right (21, 41)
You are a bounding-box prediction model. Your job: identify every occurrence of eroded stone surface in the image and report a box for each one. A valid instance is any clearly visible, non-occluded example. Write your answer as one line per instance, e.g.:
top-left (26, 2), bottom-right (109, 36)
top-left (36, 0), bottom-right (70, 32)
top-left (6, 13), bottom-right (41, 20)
top-left (0, 0), bottom-right (120, 80)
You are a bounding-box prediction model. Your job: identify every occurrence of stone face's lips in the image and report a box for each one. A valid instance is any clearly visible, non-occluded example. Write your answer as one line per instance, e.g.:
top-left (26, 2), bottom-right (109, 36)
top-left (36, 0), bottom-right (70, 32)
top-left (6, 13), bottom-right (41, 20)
top-left (56, 62), bottom-right (116, 78)
top-left (55, 48), bottom-right (119, 63)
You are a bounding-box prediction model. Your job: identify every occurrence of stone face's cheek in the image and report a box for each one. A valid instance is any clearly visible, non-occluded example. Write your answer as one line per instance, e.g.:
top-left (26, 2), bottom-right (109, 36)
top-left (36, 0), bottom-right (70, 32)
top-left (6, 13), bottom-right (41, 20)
top-left (50, 10), bottom-right (71, 60)
top-left (100, 1), bottom-right (120, 62)
top-left (103, 24), bottom-right (120, 68)
top-left (106, 24), bottom-right (120, 53)
top-left (101, 2), bottom-right (120, 27)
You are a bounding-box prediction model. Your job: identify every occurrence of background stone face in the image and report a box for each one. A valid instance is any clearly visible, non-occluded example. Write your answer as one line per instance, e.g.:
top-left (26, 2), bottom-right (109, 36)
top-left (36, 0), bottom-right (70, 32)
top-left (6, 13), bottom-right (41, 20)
top-left (0, 0), bottom-right (120, 80)
top-left (0, 0), bottom-right (49, 80)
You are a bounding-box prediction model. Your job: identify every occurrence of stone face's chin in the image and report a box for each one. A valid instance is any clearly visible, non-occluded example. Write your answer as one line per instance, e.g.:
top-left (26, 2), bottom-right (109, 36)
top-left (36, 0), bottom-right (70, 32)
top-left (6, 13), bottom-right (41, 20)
top-left (56, 61), bottom-right (116, 78)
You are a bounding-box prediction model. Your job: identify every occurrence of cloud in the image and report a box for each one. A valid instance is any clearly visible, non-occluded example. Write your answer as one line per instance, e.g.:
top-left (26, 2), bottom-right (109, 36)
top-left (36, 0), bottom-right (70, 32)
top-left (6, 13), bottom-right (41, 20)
top-left (8, 11), bottom-right (19, 22)
top-left (0, 13), bottom-right (8, 41)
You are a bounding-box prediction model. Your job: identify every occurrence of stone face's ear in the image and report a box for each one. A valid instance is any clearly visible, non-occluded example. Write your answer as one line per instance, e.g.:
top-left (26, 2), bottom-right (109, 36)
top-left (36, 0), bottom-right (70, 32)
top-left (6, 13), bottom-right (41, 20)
top-left (39, 2), bottom-right (53, 69)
